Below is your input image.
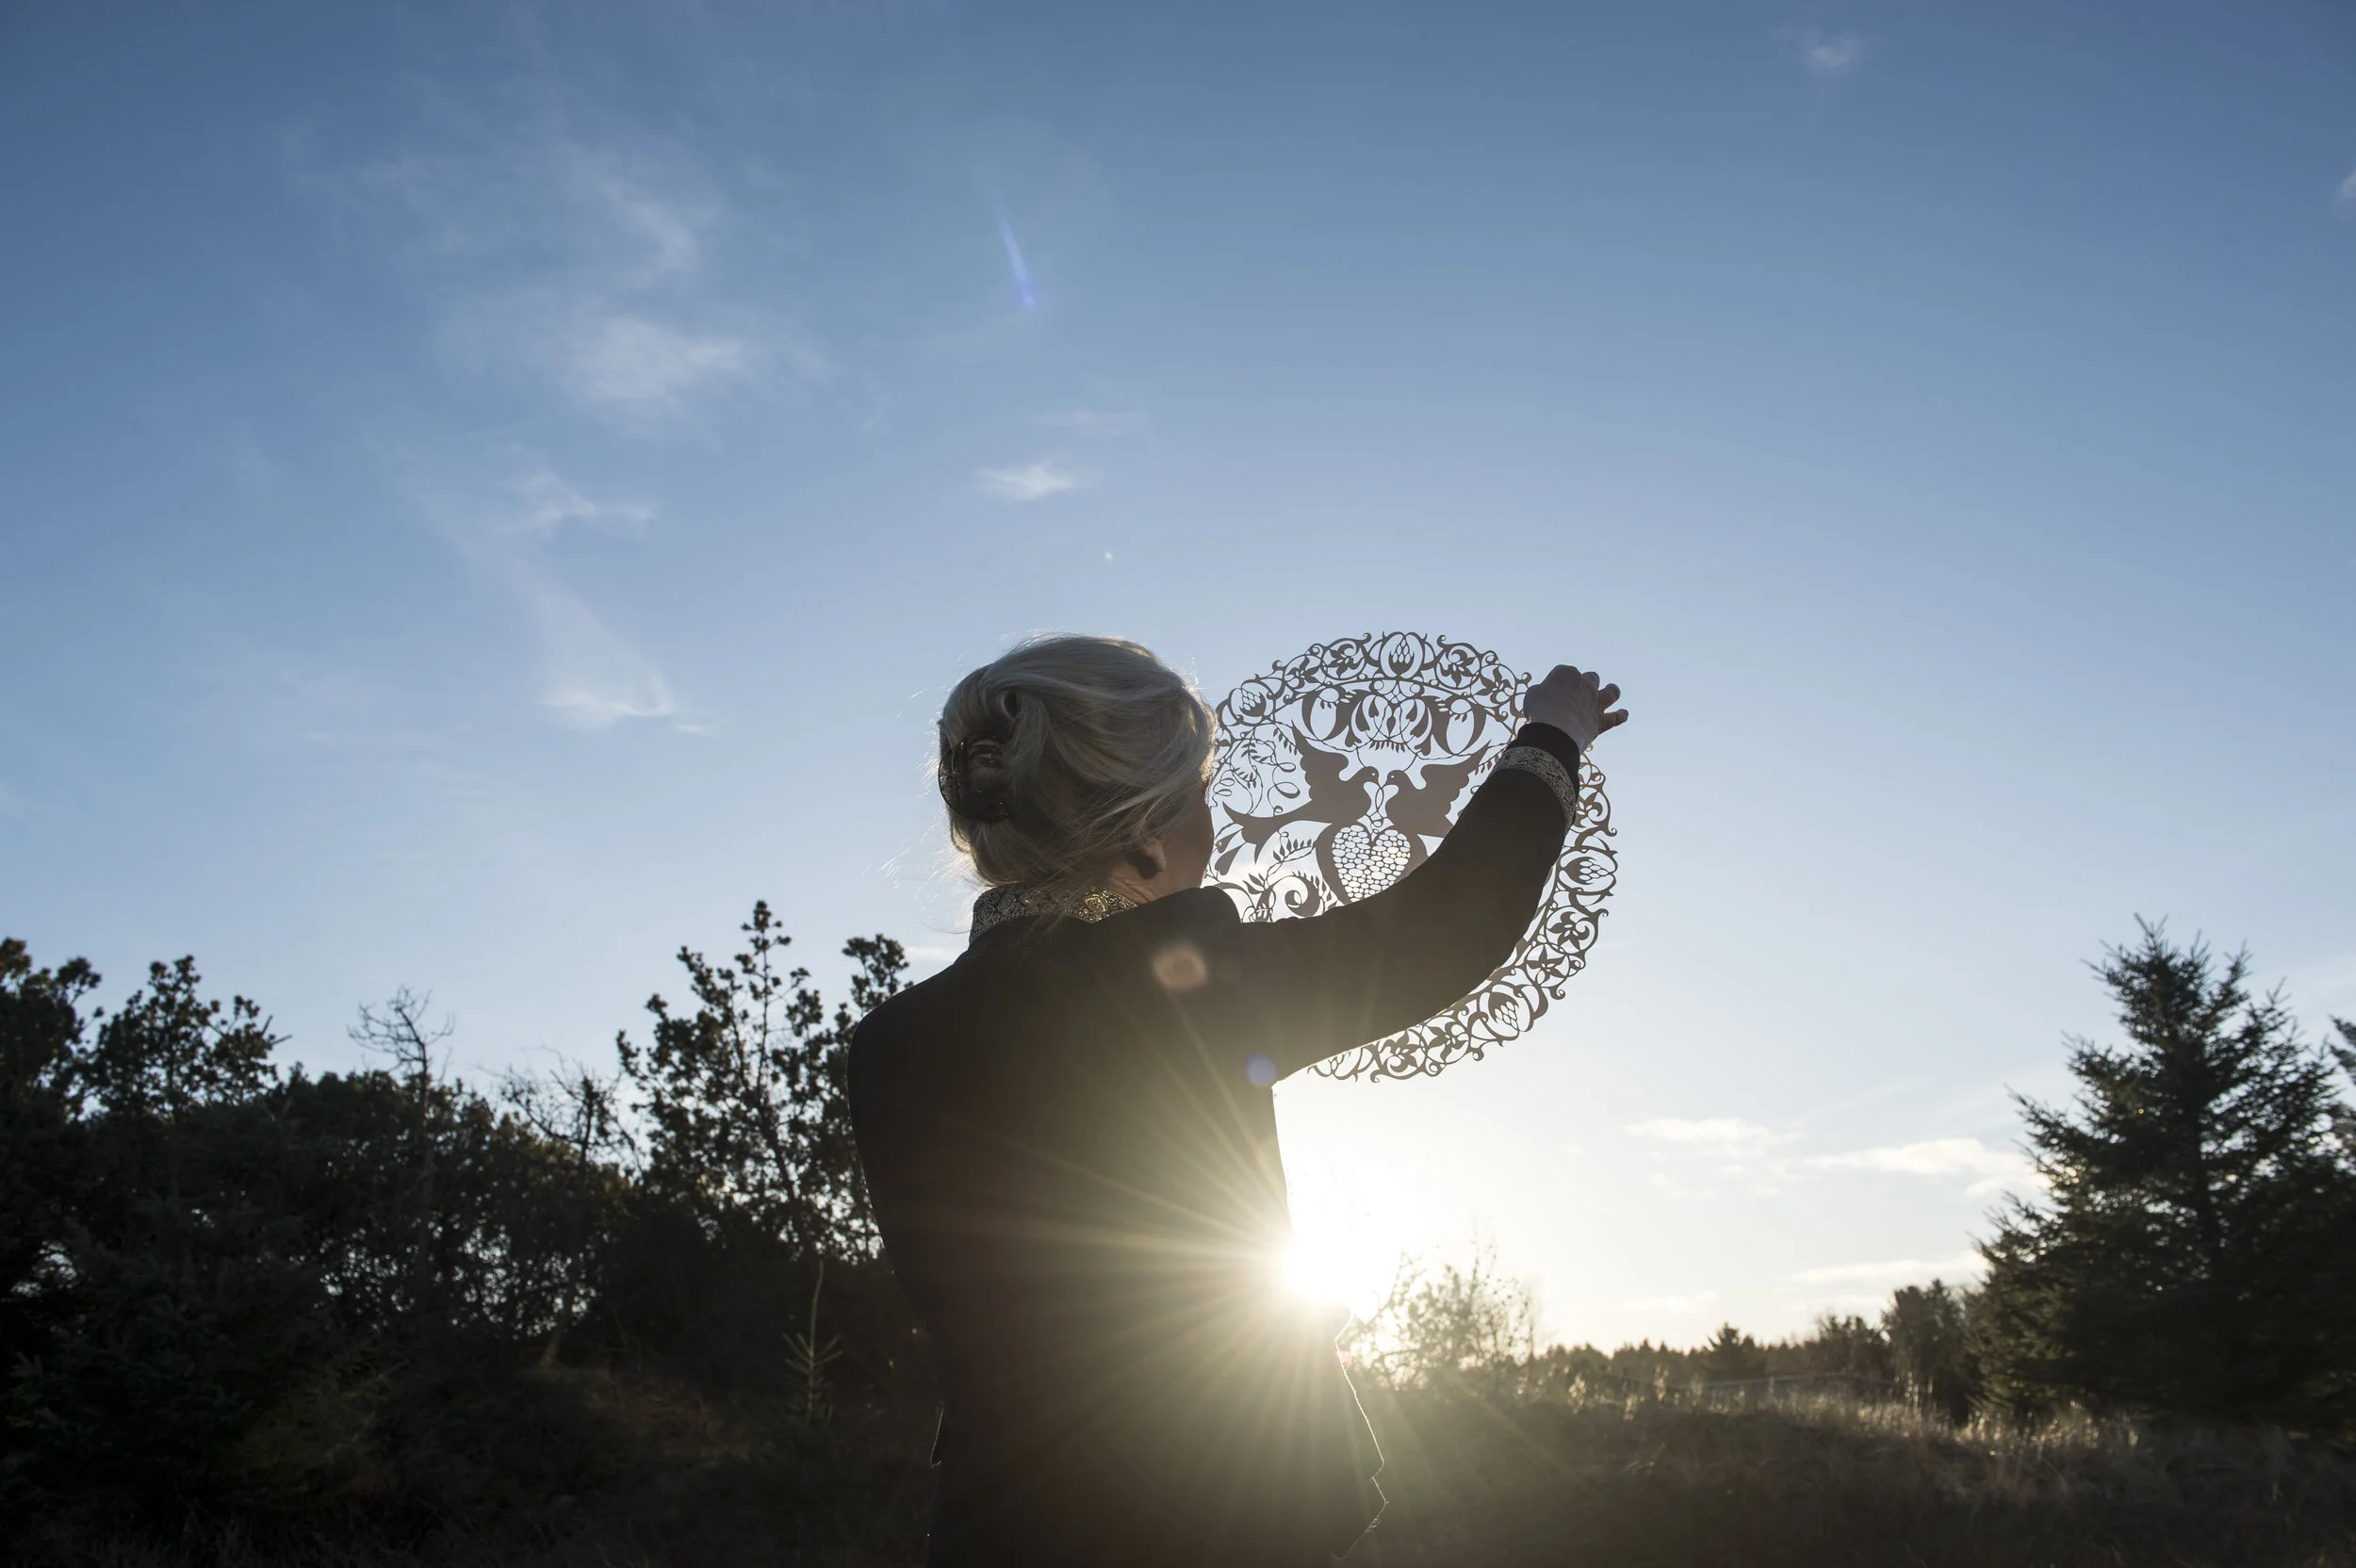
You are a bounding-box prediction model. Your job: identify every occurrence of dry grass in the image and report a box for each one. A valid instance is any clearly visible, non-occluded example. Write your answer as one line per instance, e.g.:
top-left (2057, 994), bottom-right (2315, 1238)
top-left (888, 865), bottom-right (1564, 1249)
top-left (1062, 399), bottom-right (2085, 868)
top-left (1350, 1382), bottom-right (2356, 1567)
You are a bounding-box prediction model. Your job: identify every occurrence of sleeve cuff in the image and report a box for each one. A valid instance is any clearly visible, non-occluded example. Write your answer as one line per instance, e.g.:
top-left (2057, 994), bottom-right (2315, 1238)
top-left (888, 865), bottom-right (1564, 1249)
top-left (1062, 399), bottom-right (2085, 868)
top-left (1510, 721), bottom-right (1581, 776)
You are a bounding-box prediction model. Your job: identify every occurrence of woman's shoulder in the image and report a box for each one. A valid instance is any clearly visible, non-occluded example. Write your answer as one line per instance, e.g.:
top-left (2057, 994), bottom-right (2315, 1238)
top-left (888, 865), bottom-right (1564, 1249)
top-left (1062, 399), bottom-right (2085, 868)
top-left (1078, 887), bottom-right (1242, 956)
top-left (858, 888), bottom-right (1241, 1037)
top-left (1127, 886), bottom-right (1242, 931)
top-left (846, 970), bottom-right (931, 1069)
top-left (849, 944), bottom-right (1009, 1054)
top-left (1063, 889), bottom-right (1251, 995)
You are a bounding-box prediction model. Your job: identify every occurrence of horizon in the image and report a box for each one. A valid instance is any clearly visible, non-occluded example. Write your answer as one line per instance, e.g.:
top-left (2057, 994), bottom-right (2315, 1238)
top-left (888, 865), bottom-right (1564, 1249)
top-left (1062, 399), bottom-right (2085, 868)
top-left (5, 0), bottom-right (2354, 1348)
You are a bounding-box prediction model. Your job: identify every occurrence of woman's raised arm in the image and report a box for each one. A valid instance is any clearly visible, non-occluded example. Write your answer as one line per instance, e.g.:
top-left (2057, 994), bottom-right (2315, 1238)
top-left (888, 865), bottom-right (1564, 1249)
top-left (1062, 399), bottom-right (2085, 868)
top-left (1175, 666), bottom-right (1626, 1078)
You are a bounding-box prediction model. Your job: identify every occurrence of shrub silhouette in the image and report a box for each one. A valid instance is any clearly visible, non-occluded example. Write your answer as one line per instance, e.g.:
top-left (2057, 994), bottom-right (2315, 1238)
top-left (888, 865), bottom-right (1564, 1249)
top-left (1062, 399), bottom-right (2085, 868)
top-left (0, 910), bottom-right (924, 1535)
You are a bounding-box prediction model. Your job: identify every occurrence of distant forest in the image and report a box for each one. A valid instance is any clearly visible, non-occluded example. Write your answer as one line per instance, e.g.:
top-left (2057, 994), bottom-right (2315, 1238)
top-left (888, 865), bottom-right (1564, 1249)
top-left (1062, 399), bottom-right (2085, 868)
top-left (6, 910), bottom-right (2354, 1564)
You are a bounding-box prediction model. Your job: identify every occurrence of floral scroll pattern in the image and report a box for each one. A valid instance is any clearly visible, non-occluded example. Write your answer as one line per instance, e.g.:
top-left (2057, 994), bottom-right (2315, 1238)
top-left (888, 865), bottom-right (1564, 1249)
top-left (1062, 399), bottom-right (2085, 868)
top-left (1207, 632), bottom-right (1618, 1082)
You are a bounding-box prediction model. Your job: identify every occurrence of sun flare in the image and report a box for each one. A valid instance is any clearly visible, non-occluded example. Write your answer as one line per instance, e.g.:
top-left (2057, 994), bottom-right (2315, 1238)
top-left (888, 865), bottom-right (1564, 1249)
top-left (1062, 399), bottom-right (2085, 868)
top-left (1276, 1138), bottom-right (1439, 1322)
top-left (1278, 1234), bottom-right (1392, 1319)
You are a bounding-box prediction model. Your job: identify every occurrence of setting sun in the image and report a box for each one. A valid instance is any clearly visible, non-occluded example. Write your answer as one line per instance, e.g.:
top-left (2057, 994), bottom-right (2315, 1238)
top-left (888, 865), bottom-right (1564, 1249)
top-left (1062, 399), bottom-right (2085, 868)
top-left (1280, 1238), bottom-right (1354, 1306)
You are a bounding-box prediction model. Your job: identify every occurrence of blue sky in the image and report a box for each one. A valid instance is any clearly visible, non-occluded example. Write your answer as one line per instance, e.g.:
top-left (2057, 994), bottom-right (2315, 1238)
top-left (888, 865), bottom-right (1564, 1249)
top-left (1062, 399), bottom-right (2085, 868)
top-left (6, 0), bottom-right (2354, 1345)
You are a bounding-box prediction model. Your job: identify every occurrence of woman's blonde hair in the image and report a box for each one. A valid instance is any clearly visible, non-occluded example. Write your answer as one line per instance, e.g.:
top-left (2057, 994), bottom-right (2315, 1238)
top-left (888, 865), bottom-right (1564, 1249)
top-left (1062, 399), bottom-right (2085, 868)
top-left (939, 635), bottom-right (1215, 897)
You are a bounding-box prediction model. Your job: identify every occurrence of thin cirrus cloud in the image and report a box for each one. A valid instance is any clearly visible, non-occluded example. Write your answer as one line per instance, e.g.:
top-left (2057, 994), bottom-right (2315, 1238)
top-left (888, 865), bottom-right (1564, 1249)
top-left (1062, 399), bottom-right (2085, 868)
top-left (1628, 1119), bottom-right (2036, 1200)
top-left (490, 466), bottom-right (674, 728)
top-left (562, 315), bottom-right (754, 416)
top-left (1808, 1137), bottom-right (2033, 1198)
top-left (297, 116), bottom-right (809, 424)
top-left (498, 466), bottom-right (653, 542)
top-left (2337, 168), bottom-right (2356, 206)
top-left (520, 574), bottom-right (678, 730)
top-left (1624, 1118), bottom-right (1794, 1156)
top-left (1792, 25), bottom-right (1865, 77)
top-left (976, 460), bottom-right (1101, 501)
top-left (295, 106), bottom-right (788, 732)
top-left (1788, 1252), bottom-right (1984, 1287)
top-left (403, 453), bottom-right (678, 731)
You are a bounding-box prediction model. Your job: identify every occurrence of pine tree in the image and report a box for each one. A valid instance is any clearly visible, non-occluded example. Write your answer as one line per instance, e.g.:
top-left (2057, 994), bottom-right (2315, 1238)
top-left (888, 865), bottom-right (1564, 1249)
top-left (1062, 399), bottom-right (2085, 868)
top-left (616, 902), bottom-right (907, 1261)
top-left (1697, 1323), bottom-right (1767, 1383)
top-left (2331, 1017), bottom-right (2356, 1161)
top-left (1976, 923), bottom-right (2356, 1428)
top-left (1883, 1280), bottom-right (1974, 1421)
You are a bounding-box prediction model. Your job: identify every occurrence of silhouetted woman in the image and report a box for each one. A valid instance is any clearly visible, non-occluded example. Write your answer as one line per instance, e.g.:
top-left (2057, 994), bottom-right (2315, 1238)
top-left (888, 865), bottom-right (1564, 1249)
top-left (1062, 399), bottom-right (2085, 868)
top-left (850, 636), bottom-right (1626, 1567)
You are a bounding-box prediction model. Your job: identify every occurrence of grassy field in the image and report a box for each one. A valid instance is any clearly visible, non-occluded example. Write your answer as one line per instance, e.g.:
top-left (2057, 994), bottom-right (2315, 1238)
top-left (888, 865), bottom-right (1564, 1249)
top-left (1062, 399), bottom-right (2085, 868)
top-left (1352, 1384), bottom-right (2354, 1567)
top-left (17, 1375), bottom-right (2353, 1568)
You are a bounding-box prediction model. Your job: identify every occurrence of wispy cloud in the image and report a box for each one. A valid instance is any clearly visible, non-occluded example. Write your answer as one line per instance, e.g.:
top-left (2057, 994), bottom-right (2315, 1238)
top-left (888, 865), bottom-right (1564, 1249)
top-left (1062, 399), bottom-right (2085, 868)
top-left (1810, 1136), bottom-right (2031, 1197)
top-left (1791, 25), bottom-right (1866, 78)
top-left (1625, 1118), bottom-right (1792, 1156)
top-left (297, 118), bottom-right (817, 426)
top-left (562, 316), bottom-right (753, 415)
top-left (1789, 1252), bottom-right (1983, 1287)
top-left (976, 459), bottom-right (1100, 501)
top-left (516, 571), bottom-right (677, 729)
top-left (1626, 1117), bottom-right (2037, 1201)
top-left (401, 452), bottom-right (678, 731)
top-left (2337, 168), bottom-right (2356, 207)
top-left (499, 466), bottom-right (653, 542)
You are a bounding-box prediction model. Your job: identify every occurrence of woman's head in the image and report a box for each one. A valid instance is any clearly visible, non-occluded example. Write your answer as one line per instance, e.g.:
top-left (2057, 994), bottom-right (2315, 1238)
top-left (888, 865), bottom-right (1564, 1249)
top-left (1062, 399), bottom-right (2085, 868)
top-left (939, 635), bottom-right (1216, 899)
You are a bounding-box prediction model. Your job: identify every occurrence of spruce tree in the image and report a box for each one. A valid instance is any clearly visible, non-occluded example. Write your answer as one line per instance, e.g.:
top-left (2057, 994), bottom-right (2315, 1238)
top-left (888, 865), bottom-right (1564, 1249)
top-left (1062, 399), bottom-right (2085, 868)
top-left (1697, 1323), bottom-right (1767, 1383)
top-left (1976, 923), bottom-right (2356, 1428)
top-left (1883, 1280), bottom-right (1974, 1421)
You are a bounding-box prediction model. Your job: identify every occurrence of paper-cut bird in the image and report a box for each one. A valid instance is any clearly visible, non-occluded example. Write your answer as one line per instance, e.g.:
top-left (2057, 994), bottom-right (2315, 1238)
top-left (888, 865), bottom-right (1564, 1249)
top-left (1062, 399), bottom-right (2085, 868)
top-left (1381, 751), bottom-right (1494, 874)
top-left (1224, 728), bottom-right (1379, 852)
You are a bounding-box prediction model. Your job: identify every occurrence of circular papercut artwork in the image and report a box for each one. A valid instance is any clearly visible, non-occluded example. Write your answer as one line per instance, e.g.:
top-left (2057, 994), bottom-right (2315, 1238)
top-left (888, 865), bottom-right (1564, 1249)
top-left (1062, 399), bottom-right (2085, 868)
top-left (1206, 632), bottom-right (1618, 1081)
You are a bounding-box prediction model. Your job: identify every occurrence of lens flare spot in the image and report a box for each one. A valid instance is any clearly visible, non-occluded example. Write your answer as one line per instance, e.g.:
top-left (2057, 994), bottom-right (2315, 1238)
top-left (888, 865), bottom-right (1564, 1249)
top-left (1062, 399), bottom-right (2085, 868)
top-left (1245, 1053), bottom-right (1278, 1086)
top-left (1153, 940), bottom-right (1209, 991)
top-left (996, 212), bottom-right (1038, 310)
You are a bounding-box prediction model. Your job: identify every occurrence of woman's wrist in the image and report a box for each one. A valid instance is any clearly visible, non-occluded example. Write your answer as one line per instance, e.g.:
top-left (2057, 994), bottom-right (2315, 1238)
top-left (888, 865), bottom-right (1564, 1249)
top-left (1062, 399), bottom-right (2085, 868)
top-left (1509, 721), bottom-right (1580, 776)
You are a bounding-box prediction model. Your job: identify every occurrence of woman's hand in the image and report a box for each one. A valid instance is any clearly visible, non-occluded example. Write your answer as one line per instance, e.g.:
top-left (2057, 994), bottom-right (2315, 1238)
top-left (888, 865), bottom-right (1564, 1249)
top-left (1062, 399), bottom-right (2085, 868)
top-left (1524, 665), bottom-right (1628, 751)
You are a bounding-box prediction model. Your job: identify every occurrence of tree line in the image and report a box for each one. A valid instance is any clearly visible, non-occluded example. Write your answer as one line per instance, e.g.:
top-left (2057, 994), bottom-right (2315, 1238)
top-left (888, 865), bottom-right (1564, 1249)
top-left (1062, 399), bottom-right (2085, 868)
top-left (1340, 923), bottom-right (2356, 1432)
top-left (1, 903), bottom-right (919, 1526)
top-left (1343, 1251), bottom-right (1986, 1421)
top-left (5, 908), bottom-right (2354, 1542)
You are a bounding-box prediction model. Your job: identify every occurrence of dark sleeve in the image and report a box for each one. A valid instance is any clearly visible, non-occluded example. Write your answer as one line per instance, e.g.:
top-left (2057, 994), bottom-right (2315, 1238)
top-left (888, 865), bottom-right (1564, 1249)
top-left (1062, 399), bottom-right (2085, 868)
top-left (1167, 722), bottom-right (1579, 1078)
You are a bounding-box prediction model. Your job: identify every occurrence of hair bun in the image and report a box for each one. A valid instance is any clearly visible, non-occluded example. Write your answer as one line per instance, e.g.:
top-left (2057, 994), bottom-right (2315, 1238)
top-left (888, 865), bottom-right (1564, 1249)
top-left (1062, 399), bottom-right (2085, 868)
top-left (944, 733), bottom-right (1014, 824)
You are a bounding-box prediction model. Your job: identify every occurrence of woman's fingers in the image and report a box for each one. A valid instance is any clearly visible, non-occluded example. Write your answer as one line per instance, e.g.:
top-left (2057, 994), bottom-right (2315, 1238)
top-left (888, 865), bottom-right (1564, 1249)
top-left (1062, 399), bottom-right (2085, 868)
top-left (1527, 664), bottom-right (1629, 743)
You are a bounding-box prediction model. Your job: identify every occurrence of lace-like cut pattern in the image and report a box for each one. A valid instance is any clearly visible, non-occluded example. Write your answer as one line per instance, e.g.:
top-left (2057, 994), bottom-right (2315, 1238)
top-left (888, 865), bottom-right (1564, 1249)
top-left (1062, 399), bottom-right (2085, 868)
top-left (1206, 632), bottom-right (1619, 1081)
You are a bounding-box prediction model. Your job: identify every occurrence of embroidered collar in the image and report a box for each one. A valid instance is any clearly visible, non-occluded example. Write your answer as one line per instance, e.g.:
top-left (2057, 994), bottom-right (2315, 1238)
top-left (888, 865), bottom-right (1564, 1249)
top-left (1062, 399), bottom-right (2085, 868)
top-left (970, 884), bottom-right (1137, 941)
